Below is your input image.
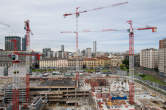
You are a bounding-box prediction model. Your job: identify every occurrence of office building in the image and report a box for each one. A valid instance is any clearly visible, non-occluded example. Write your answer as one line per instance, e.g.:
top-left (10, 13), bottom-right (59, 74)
top-left (5, 36), bottom-right (21, 51)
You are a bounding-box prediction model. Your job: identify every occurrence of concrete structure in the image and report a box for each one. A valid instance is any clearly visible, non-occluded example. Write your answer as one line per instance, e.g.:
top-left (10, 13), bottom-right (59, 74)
top-left (0, 51), bottom-right (14, 67)
top-left (30, 78), bottom-right (89, 106)
top-left (86, 48), bottom-right (92, 58)
top-left (0, 50), bottom-right (39, 76)
top-left (5, 36), bottom-right (21, 51)
top-left (140, 48), bottom-right (158, 69)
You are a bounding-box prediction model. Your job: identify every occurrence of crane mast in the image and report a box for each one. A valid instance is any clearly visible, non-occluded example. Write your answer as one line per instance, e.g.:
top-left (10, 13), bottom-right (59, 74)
top-left (24, 20), bottom-right (32, 103)
top-left (127, 20), bottom-right (135, 104)
top-left (75, 7), bottom-right (79, 87)
top-left (24, 20), bottom-right (31, 74)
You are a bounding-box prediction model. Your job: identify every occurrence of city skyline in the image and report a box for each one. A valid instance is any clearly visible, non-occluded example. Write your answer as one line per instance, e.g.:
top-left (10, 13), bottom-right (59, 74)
top-left (0, 0), bottom-right (165, 52)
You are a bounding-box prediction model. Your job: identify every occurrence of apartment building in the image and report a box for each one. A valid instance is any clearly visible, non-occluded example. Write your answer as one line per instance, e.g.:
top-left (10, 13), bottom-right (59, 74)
top-left (39, 57), bottom-right (122, 69)
top-left (158, 48), bottom-right (166, 74)
top-left (158, 38), bottom-right (166, 74)
top-left (140, 48), bottom-right (158, 69)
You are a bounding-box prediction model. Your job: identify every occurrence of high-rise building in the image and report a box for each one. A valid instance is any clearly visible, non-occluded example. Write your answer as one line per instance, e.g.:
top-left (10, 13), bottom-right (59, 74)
top-left (159, 38), bottom-right (166, 49)
top-left (140, 48), bottom-right (158, 69)
top-left (22, 35), bottom-right (26, 51)
top-left (158, 48), bottom-right (166, 74)
top-left (158, 38), bottom-right (166, 75)
top-left (5, 36), bottom-right (21, 51)
top-left (93, 41), bottom-right (97, 53)
top-left (86, 48), bottom-right (92, 58)
top-left (93, 41), bottom-right (97, 57)
top-left (61, 45), bottom-right (64, 52)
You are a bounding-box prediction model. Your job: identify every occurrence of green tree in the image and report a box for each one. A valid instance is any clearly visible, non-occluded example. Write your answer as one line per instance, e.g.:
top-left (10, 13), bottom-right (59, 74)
top-left (120, 64), bottom-right (125, 70)
top-left (122, 58), bottom-right (129, 69)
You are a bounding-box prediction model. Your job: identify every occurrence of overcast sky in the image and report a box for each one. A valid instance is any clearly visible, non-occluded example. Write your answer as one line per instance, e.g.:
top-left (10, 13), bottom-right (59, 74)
top-left (0, 0), bottom-right (165, 52)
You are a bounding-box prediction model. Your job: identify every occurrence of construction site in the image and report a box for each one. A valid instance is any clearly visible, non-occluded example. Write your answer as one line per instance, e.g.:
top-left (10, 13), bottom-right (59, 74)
top-left (0, 1), bottom-right (166, 110)
top-left (0, 71), bottom-right (166, 110)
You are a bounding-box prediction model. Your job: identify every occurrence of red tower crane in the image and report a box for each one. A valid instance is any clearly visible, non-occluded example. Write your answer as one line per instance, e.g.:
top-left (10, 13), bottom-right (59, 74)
top-left (63, 1), bottom-right (128, 87)
top-left (61, 21), bottom-right (157, 104)
top-left (24, 20), bottom-right (33, 103)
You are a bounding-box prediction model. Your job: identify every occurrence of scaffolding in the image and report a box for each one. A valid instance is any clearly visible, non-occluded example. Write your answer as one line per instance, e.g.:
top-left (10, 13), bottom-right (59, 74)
top-left (4, 87), bottom-right (27, 104)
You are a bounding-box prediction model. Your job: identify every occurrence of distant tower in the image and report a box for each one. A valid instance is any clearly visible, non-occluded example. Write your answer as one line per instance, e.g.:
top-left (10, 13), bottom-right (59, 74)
top-left (61, 45), bottom-right (64, 52)
top-left (93, 41), bottom-right (97, 57)
top-left (86, 48), bottom-right (92, 58)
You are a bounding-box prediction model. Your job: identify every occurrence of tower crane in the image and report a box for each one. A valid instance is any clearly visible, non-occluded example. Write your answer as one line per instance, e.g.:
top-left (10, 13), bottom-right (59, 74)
top-left (61, 20), bottom-right (157, 104)
top-left (24, 20), bottom-right (33, 103)
top-left (63, 1), bottom-right (128, 87)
